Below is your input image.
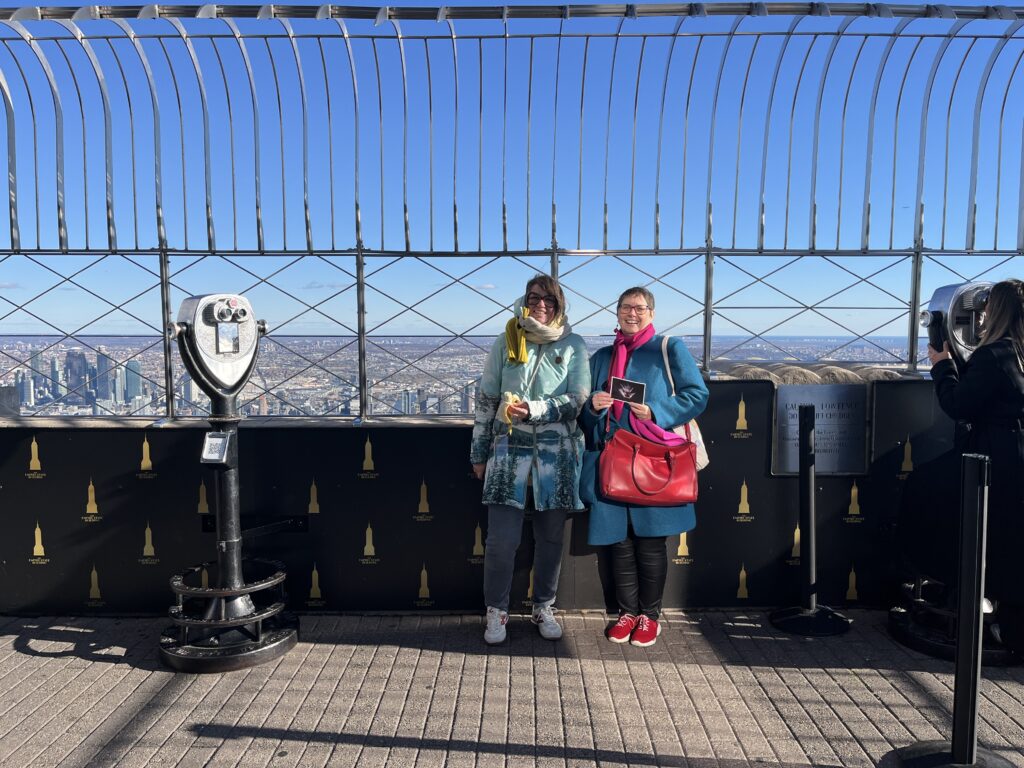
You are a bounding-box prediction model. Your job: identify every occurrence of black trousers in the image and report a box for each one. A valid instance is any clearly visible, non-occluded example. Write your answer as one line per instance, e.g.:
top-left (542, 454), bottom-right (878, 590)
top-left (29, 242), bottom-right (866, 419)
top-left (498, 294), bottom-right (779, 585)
top-left (611, 525), bottom-right (668, 620)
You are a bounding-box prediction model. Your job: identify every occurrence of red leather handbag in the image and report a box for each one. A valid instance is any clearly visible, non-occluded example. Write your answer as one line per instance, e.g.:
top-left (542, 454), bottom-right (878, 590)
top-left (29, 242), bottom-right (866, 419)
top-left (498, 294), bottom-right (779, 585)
top-left (599, 425), bottom-right (698, 506)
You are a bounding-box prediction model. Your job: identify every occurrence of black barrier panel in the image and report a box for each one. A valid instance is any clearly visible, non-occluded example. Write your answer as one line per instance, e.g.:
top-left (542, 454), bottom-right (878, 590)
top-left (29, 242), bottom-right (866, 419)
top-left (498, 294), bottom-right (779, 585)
top-left (0, 380), bottom-right (957, 615)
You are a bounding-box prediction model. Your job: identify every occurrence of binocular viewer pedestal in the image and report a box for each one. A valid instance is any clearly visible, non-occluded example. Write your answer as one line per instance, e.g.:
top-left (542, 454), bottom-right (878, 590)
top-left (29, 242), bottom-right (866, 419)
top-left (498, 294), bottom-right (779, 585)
top-left (158, 295), bottom-right (298, 674)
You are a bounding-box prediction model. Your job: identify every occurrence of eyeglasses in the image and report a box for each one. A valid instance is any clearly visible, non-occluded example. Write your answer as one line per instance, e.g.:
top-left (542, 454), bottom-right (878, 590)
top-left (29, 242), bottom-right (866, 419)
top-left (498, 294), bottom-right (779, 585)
top-left (618, 304), bottom-right (651, 315)
top-left (526, 293), bottom-right (558, 309)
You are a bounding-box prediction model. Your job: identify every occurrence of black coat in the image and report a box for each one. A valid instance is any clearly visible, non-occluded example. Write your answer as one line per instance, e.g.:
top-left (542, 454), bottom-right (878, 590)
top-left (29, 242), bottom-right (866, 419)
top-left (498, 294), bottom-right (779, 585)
top-left (931, 338), bottom-right (1024, 598)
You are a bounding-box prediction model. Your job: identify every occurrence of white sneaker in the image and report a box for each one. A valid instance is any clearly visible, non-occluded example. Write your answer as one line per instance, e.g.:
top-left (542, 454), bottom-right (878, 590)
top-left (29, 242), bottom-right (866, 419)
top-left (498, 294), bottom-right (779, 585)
top-left (532, 605), bottom-right (563, 640)
top-left (484, 607), bottom-right (508, 644)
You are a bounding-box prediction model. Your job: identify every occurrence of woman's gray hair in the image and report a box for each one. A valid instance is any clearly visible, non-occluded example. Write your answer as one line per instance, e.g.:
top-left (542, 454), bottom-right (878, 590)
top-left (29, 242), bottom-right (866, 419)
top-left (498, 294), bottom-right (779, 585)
top-left (617, 286), bottom-right (655, 310)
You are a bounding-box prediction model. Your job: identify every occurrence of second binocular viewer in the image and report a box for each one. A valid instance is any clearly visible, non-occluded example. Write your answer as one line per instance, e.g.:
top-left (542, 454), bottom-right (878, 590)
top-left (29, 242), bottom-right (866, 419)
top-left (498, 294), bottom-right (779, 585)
top-left (920, 282), bottom-right (993, 365)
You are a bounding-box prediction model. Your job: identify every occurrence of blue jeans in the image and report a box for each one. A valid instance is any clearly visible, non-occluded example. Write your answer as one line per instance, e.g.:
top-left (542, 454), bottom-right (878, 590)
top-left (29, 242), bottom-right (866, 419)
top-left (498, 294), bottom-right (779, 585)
top-left (483, 504), bottom-right (567, 612)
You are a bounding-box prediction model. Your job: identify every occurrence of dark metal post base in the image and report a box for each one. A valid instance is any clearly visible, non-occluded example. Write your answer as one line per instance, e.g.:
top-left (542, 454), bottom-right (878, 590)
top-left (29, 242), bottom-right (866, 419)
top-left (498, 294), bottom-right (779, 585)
top-left (883, 740), bottom-right (1016, 768)
top-left (158, 614), bottom-right (298, 673)
top-left (769, 605), bottom-right (852, 636)
top-left (888, 607), bottom-right (1019, 667)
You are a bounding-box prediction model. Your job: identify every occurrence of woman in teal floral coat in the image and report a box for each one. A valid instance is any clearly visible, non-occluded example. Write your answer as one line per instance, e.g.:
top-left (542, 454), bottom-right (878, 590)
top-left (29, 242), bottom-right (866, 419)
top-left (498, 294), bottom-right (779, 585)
top-left (470, 274), bottom-right (590, 645)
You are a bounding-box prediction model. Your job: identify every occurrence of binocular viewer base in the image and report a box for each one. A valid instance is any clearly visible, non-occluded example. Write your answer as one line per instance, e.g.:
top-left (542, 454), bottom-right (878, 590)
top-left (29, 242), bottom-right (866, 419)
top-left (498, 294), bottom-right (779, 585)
top-left (888, 606), bottom-right (1019, 667)
top-left (159, 618), bottom-right (298, 673)
top-left (885, 740), bottom-right (1016, 768)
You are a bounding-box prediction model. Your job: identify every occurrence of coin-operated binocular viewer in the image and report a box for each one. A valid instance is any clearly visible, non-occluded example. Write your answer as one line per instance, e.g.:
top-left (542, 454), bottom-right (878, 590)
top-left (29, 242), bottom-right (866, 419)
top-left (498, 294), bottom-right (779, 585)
top-left (159, 294), bottom-right (298, 673)
top-left (920, 282), bottom-right (993, 365)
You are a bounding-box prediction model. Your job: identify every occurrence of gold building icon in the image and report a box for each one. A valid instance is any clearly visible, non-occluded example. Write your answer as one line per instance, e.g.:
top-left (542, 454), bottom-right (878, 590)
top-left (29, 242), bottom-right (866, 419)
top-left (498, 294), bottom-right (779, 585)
top-left (310, 563), bottom-right (322, 599)
top-left (140, 435), bottom-right (153, 472)
top-left (364, 523), bottom-right (376, 557)
top-left (362, 436), bottom-right (375, 471)
top-left (849, 481), bottom-right (860, 516)
top-left (677, 532), bottom-right (689, 557)
top-left (308, 479), bottom-right (320, 514)
top-left (89, 565), bottom-right (101, 600)
top-left (201, 567), bottom-right (209, 589)
top-left (33, 522), bottom-right (45, 557)
top-left (418, 563), bottom-right (430, 599)
top-left (846, 565), bottom-right (858, 601)
top-left (86, 479), bottom-right (99, 515)
top-left (901, 435), bottom-right (913, 472)
top-left (737, 564), bottom-right (749, 599)
top-left (197, 480), bottom-right (209, 514)
top-left (527, 568), bottom-right (535, 600)
top-left (791, 524), bottom-right (801, 558)
top-left (473, 524), bottom-right (485, 556)
top-left (143, 523), bottom-right (155, 557)
top-left (29, 436), bottom-right (41, 471)
top-left (738, 480), bottom-right (750, 514)
top-left (736, 394), bottom-right (748, 431)
top-left (418, 479), bottom-right (430, 514)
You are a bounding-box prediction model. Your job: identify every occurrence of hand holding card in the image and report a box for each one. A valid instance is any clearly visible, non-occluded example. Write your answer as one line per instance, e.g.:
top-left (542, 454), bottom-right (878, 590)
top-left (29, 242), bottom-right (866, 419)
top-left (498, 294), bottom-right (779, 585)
top-left (609, 376), bottom-right (646, 405)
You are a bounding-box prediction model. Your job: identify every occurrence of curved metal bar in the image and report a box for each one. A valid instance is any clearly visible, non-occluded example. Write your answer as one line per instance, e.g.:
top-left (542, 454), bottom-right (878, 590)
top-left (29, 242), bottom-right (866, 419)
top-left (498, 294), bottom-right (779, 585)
top-left (0, 61), bottom-right (19, 249)
top-left (526, 37), bottom-right (533, 250)
top-left (223, 17), bottom-right (264, 252)
top-left (0, 39), bottom-right (42, 250)
top-left (335, 18), bottom-right (362, 245)
top-left (100, 37), bottom-right (140, 249)
top-left (679, 35), bottom-right (706, 248)
top-left (602, 17), bottom-right (627, 251)
top-left (208, 37), bottom-right (238, 250)
top-left (263, 35), bottom-right (289, 249)
top-left (315, 38), bottom-right (335, 250)
top-left (5, 22), bottom-right (67, 251)
top-left (653, 15), bottom-right (687, 251)
top-left (58, 19), bottom-right (117, 251)
top-left (807, 16), bottom-right (857, 250)
top-left (913, 20), bottom-right (970, 248)
top-left (154, 38), bottom-right (189, 250)
top-left (549, 18), bottom-right (564, 248)
top-left (783, 35), bottom-right (819, 249)
top-left (389, 18), bottom-right (410, 251)
top-left (834, 34), bottom-right (868, 249)
top-left (576, 35), bottom-right (589, 249)
top-left (940, 37), bottom-right (978, 248)
top-left (280, 18), bottom-right (314, 253)
top-left (965, 21), bottom-right (1024, 249)
top-left (49, 41), bottom-right (85, 248)
top-left (109, 18), bottom-right (166, 250)
top-left (447, 19), bottom-right (459, 251)
top-left (755, 15), bottom-right (803, 252)
top-left (993, 41), bottom-right (1024, 247)
top-left (888, 36), bottom-right (926, 249)
top-left (627, 36), bottom-right (647, 249)
top-left (729, 33), bottom-right (761, 249)
top-left (859, 18), bottom-right (913, 251)
top-left (703, 15), bottom-right (745, 248)
top-left (423, 37), bottom-right (434, 251)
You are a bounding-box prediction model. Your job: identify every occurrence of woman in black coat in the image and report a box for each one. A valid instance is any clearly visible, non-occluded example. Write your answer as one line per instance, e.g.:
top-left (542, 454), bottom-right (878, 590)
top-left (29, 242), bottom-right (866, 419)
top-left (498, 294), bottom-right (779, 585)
top-left (929, 279), bottom-right (1024, 654)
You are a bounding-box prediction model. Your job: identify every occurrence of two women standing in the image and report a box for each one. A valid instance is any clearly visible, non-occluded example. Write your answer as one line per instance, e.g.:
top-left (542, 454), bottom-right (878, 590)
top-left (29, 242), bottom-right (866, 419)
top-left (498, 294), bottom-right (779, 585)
top-left (471, 277), bottom-right (708, 649)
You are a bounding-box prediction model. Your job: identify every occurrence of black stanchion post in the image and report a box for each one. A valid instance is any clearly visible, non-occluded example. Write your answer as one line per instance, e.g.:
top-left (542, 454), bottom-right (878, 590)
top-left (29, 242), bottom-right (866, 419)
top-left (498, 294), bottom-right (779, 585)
top-left (769, 404), bottom-right (851, 636)
top-left (885, 453), bottom-right (1012, 768)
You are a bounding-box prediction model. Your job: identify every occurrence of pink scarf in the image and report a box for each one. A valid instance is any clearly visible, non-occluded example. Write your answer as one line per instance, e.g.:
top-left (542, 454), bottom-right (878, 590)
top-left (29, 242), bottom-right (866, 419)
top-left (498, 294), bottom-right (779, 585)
top-left (607, 324), bottom-right (684, 446)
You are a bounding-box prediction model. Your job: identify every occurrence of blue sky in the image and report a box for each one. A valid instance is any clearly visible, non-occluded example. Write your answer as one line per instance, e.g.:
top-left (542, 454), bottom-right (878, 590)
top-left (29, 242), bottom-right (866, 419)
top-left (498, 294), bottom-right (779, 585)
top-left (0, 1), bottom-right (1021, 338)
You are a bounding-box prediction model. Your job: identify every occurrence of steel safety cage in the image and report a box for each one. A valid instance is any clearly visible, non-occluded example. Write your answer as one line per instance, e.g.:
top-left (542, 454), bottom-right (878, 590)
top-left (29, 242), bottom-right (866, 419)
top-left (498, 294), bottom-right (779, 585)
top-left (0, 3), bottom-right (1023, 417)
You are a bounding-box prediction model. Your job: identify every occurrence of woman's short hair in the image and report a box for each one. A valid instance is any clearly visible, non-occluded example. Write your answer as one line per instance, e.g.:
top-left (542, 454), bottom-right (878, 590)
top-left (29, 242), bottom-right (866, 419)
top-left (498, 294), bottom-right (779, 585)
top-left (981, 279), bottom-right (1024, 349)
top-left (524, 274), bottom-right (566, 321)
top-left (617, 286), bottom-right (655, 311)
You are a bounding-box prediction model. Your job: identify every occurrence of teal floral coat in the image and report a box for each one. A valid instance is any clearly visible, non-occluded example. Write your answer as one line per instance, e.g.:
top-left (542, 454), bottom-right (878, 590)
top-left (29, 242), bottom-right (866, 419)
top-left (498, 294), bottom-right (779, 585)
top-left (470, 334), bottom-right (591, 511)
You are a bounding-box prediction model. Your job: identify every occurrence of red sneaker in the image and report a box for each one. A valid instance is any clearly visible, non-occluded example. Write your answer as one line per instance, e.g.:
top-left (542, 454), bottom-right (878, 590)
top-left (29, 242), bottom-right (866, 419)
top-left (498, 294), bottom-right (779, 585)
top-left (630, 615), bottom-right (662, 647)
top-left (606, 614), bottom-right (639, 643)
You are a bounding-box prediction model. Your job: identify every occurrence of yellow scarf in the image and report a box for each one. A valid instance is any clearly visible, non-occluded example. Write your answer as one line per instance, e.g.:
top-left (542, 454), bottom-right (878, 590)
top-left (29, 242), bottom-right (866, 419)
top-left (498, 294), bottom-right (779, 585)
top-left (505, 307), bottom-right (529, 365)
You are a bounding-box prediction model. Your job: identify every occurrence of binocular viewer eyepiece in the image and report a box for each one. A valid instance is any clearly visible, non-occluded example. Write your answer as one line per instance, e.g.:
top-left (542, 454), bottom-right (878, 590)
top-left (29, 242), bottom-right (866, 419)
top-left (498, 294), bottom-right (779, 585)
top-left (920, 282), bottom-right (993, 364)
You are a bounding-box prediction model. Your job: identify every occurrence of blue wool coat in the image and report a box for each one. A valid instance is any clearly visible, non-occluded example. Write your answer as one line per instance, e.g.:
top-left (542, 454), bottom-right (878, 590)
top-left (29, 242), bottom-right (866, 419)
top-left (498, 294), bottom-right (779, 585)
top-left (579, 335), bottom-right (709, 546)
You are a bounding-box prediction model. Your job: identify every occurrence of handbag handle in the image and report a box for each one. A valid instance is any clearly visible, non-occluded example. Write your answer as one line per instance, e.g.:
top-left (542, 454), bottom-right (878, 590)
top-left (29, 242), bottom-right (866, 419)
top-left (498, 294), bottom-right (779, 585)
top-left (630, 445), bottom-right (676, 495)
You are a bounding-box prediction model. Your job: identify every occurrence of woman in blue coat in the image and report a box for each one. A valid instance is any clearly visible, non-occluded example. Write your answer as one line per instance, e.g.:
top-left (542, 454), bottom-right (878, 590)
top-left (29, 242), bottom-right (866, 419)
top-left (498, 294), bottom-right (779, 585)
top-left (579, 287), bottom-right (708, 647)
